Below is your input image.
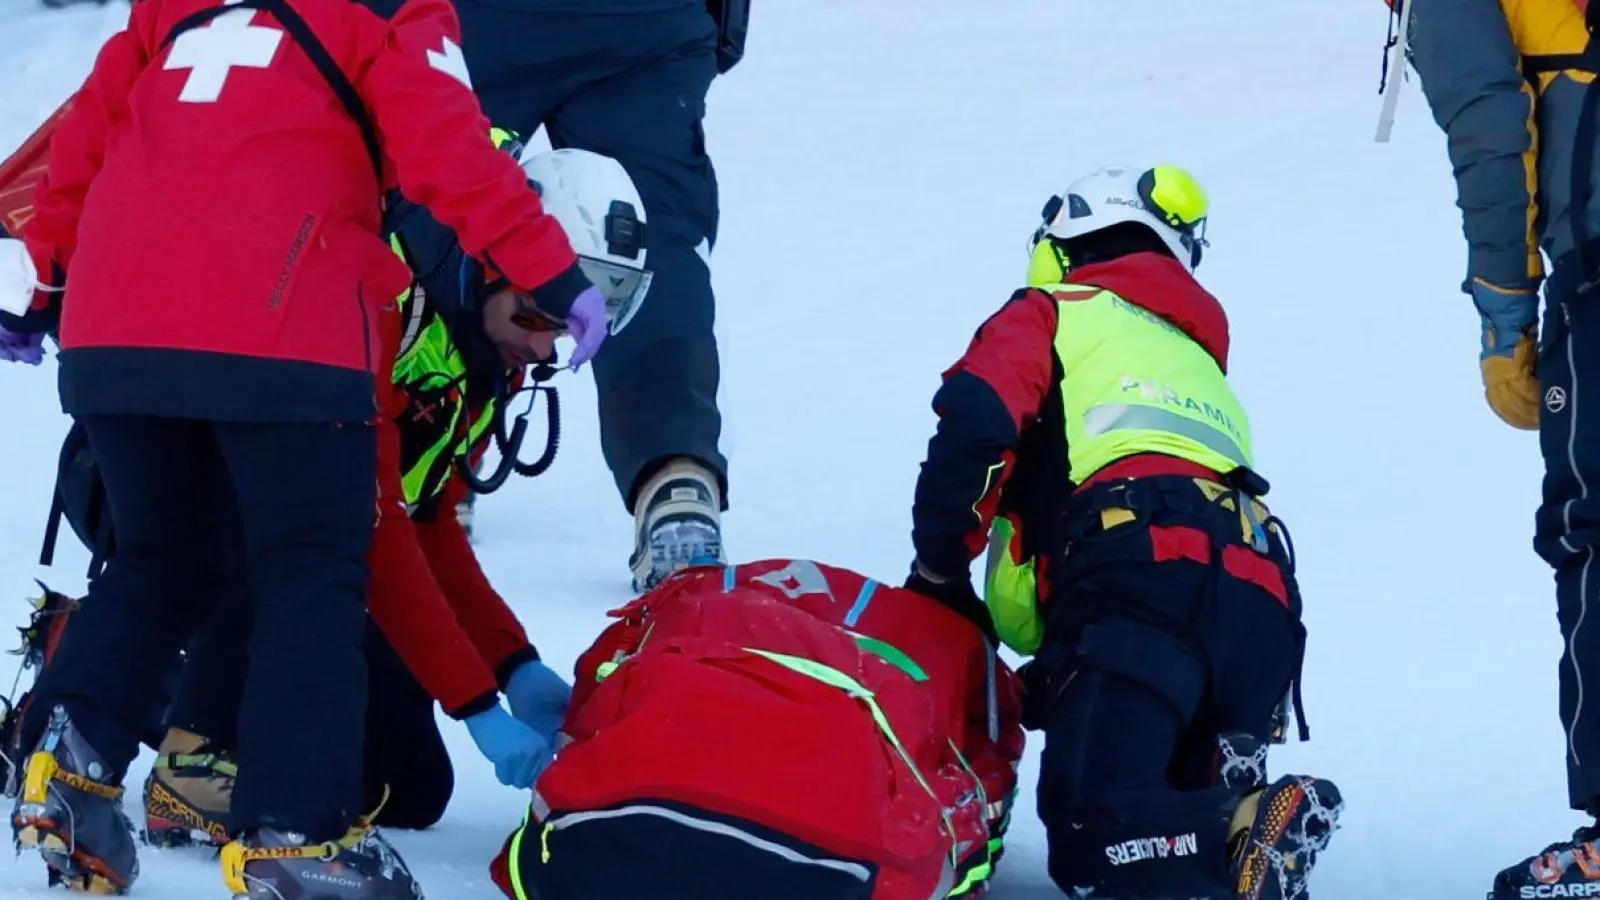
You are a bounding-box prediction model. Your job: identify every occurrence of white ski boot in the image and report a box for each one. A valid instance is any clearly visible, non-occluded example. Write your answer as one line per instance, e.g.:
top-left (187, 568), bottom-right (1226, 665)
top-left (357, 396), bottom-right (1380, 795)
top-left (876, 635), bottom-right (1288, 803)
top-left (629, 458), bottom-right (725, 593)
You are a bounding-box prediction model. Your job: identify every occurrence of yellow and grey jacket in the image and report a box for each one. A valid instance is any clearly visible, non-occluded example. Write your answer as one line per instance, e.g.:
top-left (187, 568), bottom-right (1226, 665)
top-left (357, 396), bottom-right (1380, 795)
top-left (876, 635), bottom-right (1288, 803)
top-left (1411, 0), bottom-right (1600, 289)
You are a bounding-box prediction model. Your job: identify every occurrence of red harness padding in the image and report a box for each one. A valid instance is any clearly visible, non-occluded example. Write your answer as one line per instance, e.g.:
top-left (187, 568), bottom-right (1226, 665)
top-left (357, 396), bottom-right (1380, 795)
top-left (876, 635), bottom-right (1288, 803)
top-left (1148, 525), bottom-right (1289, 607)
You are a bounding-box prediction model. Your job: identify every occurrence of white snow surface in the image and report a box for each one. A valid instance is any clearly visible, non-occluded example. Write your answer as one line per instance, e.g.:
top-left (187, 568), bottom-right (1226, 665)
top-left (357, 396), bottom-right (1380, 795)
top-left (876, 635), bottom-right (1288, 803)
top-left (0, 2), bottom-right (1575, 898)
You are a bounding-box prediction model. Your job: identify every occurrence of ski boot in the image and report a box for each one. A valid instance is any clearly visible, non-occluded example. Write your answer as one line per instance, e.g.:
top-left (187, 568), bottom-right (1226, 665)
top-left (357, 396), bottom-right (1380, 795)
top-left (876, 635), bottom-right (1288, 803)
top-left (1488, 822), bottom-right (1600, 900)
top-left (1229, 771), bottom-right (1343, 900)
top-left (11, 704), bottom-right (140, 894)
top-left (142, 726), bottom-right (234, 848)
top-left (221, 818), bottom-right (423, 900)
top-left (629, 458), bottom-right (725, 593)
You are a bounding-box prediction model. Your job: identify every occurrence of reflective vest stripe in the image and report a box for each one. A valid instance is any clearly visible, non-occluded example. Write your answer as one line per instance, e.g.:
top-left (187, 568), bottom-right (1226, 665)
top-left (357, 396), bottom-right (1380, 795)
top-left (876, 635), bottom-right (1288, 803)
top-left (1081, 402), bottom-right (1249, 470)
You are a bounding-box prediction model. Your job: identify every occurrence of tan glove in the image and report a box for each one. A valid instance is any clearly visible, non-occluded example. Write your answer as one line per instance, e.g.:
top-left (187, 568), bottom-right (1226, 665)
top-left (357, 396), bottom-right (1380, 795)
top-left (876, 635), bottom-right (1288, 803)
top-left (1481, 332), bottom-right (1541, 430)
top-left (1474, 278), bottom-right (1541, 431)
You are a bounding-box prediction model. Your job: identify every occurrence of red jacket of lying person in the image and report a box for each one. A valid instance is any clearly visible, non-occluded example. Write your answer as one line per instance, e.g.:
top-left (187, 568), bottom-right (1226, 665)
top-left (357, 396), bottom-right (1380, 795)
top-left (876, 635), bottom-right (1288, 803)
top-left (490, 558), bottom-right (1026, 900)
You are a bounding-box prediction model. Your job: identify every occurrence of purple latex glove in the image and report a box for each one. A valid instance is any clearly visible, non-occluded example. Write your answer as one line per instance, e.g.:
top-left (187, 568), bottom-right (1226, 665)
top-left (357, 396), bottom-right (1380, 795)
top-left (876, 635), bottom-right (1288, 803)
top-left (0, 326), bottom-right (44, 365)
top-left (564, 285), bottom-right (609, 371)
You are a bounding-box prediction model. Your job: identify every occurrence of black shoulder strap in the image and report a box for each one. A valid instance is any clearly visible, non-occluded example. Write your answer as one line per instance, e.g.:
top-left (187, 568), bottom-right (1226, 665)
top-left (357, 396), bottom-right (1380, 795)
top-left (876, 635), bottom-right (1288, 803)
top-left (1523, 0), bottom-right (1600, 73)
top-left (38, 423), bottom-right (87, 568)
top-left (161, 0), bottom-right (384, 189)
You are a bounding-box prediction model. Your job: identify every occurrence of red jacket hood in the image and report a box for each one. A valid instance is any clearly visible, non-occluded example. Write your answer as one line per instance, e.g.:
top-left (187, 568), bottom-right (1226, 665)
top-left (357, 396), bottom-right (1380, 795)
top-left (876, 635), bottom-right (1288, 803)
top-left (1061, 252), bottom-right (1232, 372)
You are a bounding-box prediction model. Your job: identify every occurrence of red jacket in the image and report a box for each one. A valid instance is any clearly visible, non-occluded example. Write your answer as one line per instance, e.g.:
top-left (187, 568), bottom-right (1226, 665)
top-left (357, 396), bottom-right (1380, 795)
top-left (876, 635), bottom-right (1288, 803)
top-left (31, 0), bottom-right (585, 423)
top-left (369, 410), bottom-right (534, 718)
top-left (494, 560), bottom-right (1026, 900)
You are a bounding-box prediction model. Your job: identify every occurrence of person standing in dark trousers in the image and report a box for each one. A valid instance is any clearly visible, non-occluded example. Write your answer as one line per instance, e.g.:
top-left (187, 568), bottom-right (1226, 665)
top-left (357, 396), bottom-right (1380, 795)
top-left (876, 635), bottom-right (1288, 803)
top-left (1, 145), bottom-right (646, 848)
top-left (904, 164), bottom-right (1344, 900)
top-left (0, 0), bottom-right (604, 896)
top-left (453, 0), bottom-right (746, 591)
top-left (1406, 0), bottom-right (1600, 895)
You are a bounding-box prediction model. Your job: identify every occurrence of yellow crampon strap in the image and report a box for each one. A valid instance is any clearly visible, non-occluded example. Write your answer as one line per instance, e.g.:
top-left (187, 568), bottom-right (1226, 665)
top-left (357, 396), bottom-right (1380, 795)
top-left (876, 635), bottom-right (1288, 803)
top-left (161, 752), bottom-right (239, 778)
top-left (22, 750), bottom-right (123, 806)
top-left (219, 787), bottom-right (391, 894)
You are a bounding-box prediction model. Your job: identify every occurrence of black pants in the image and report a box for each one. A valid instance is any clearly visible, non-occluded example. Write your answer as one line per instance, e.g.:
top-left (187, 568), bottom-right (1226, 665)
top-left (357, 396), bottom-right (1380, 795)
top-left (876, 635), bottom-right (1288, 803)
top-left (456, 3), bottom-right (727, 509)
top-left (1031, 478), bottom-right (1302, 899)
top-left (1537, 251), bottom-right (1600, 812)
top-left (170, 602), bottom-right (455, 831)
top-left (25, 415), bottom-right (377, 842)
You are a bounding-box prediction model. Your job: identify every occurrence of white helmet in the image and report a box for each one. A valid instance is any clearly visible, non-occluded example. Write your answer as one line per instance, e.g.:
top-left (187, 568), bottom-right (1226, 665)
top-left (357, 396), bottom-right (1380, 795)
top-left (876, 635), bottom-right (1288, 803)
top-left (520, 147), bottom-right (651, 335)
top-left (1029, 164), bottom-right (1210, 275)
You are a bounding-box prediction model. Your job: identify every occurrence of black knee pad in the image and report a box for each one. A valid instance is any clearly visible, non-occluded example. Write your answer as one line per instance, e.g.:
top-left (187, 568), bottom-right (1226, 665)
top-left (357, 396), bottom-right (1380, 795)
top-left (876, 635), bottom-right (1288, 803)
top-left (1074, 617), bottom-right (1205, 723)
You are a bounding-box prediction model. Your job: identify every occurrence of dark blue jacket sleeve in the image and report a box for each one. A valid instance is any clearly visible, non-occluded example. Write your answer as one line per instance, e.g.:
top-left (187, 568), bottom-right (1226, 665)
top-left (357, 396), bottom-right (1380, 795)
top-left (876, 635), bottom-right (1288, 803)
top-left (911, 290), bottom-right (1059, 581)
top-left (385, 195), bottom-right (506, 380)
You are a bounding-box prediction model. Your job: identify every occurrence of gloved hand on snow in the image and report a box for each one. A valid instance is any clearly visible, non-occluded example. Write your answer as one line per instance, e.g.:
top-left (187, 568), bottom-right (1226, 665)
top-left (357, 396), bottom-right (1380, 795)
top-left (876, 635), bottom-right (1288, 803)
top-left (0, 237), bottom-right (40, 318)
top-left (1473, 278), bottom-right (1541, 431)
top-left (0, 325), bottom-right (45, 365)
top-left (504, 659), bottom-right (571, 746)
top-left (464, 704), bottom-right (553, 789)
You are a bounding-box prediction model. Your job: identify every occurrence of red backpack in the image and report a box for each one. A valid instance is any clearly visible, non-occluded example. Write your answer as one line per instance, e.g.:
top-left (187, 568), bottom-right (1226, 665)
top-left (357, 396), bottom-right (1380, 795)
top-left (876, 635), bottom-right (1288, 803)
top-left (490, 560), bottom-right (1024, 900)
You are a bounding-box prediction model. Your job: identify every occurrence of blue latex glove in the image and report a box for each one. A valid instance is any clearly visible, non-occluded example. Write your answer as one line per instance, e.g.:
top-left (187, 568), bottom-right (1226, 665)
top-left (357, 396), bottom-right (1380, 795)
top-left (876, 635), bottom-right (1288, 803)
top-left (463, 705), bottom-right (552, 789)
top-left (0, 325), bottom-right (44, 365)
top-left (564, 285), bottom-right (608, 371)
top-left (505, 660), bottom-right (571, 745)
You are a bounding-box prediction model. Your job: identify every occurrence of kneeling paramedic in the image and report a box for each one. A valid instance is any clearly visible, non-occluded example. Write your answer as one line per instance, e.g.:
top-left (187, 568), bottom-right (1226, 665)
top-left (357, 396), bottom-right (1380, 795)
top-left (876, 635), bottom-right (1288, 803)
top-left (904, 164), bottom-right (1344, 900)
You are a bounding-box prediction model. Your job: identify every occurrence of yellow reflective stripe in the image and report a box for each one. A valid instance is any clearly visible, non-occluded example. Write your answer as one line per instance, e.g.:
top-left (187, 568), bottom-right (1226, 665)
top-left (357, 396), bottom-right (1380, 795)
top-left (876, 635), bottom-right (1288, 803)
top-left (971, 460), bottom-right (1004, 523)
top-left (392, 314), bottom-right (477, 505)
top-left (387, 233), bottom-right (415, 306)
top-left (507, 810), bottom-right (533, 900)
top-left (743, 648), bottom-right (959, 865)
top-left (1081, 402), bottom-right (1249, 469)
top-left (851, 634), bottom-right (929, 682)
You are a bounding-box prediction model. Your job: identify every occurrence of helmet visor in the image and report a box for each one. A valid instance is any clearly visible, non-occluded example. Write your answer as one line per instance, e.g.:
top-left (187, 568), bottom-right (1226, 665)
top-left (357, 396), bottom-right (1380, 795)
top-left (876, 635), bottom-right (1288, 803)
top-left (578, 256), bottom-right (652, 336)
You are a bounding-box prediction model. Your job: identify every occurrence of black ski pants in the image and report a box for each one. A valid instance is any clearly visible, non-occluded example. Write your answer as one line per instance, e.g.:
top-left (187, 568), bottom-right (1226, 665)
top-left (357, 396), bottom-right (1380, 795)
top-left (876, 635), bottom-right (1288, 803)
top-left (24, 415), bottom-right (376, 842)
top-left (455, 3), bottom-right (726, 509)
top-left (1029, 475), bottom-right (1304, 900)
top-left (1536, 248), bottom-right (1600, 812)
top-left (171, 608), bottom-right (455, 831)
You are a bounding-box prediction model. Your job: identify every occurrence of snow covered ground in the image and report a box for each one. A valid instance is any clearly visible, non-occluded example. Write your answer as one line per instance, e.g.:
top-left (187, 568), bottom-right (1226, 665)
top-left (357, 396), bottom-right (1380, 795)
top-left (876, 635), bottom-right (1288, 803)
top-left (0, 2), bottom-right (1573, 898)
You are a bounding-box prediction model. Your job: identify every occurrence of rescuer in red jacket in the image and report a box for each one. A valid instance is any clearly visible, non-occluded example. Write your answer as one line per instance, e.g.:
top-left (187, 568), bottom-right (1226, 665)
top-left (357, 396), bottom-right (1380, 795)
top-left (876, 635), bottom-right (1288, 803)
top-left (5, 0), bottom-right (605, 897)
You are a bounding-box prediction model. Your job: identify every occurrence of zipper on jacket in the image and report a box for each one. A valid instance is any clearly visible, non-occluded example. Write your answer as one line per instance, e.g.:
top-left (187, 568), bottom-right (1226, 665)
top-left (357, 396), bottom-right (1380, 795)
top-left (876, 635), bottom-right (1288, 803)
top-left (355, 285), bottom-right (374, 376)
